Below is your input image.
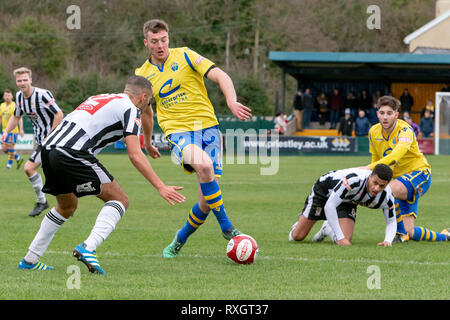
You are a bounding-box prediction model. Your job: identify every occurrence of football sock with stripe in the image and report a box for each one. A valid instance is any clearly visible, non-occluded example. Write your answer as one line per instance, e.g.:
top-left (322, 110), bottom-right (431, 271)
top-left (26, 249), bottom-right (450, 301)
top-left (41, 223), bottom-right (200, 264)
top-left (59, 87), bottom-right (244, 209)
top-left (200, 180), bottom-right (233, 233)
top-left (177, 203), bottom-right (209, 243)
top-left (84, 200), bottom-right (126, 252)
top-left (29, 172), bottom-right (46, 204)
top-left (411, 226), bottom-right (447, 241)
top-left (25, 208), bottom-right (67, 264)
top-left (8, 148), bottom-right (17, 166)
top-left (395, 201), bottom-right (408, 235)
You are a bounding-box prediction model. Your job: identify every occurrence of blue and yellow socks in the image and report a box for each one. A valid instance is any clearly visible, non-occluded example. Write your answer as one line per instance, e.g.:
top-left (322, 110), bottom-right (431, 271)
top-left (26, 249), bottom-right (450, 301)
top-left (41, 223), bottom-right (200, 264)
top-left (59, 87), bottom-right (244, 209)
top-left (177, 180), bottom-right (234, 243)
top-left (411, 226), bottom-right (447, 241)
top-left (5, 148), bottom-right (19, 168)
top-left (178, 203), bottom-right (208, 243)
top-left (201, 180), bottom-right (233, 233)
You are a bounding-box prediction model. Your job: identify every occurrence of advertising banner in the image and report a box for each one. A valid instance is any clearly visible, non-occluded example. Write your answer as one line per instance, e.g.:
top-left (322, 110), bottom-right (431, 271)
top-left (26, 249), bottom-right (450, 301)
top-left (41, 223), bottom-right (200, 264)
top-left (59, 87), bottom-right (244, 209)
top-left (15, 134), bottom-right (35, 150)
top-left (242, 136), bottom-right (357, 153)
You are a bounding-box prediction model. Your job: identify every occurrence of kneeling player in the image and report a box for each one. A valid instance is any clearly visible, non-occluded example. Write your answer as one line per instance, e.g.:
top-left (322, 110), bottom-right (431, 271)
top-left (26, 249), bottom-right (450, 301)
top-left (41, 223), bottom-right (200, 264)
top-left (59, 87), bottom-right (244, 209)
top-left (288, 164), bottom-right (396, 246)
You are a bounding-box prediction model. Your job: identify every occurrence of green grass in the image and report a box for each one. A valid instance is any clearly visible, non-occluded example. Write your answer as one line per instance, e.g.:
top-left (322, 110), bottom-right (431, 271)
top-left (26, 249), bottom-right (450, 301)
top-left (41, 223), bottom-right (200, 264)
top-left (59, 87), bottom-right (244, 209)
top-left (0, 153), bottom-right (449, 300)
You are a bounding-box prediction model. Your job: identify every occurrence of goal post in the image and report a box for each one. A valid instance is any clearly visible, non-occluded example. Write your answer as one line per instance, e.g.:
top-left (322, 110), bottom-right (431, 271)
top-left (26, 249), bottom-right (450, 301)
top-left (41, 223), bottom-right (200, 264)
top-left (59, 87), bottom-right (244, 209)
top-left (434, 92), bottom-right (450, 155)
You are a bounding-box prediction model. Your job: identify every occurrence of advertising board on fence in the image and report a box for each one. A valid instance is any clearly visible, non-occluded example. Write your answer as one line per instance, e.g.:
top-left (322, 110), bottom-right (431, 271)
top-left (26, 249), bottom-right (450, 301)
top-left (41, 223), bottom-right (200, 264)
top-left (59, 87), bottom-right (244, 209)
top-left (113, 133), bottom-right (357, 154)
top-left (15, 134), bottom-right (35, 150)
top-left (114, 133), bottom-right (171, 151)
top-left (417, 138), bottom-right (433, 155)
top-left (241, 136), bottom-right (357, 153)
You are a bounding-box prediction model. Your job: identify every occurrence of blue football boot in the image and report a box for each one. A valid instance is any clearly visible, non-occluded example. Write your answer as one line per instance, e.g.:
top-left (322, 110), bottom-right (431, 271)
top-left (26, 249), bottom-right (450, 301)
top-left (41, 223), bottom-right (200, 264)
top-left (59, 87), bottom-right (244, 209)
top-left (18, 259), bottom-right (54, 271)
top-left (72, 243), bottom-right (105, 275)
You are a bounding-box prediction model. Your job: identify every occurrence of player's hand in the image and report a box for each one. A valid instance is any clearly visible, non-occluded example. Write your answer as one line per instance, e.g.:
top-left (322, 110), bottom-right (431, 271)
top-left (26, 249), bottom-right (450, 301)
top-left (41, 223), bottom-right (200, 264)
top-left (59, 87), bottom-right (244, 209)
top-left (377, 241), bottom-right (392, 247)
top-left (358, 165), bottom-right (371, 171)
top-left (19, 130), bottom-right (25, 137)
top-left (229, 101), bottom-right (252, 121)
top-left (0, 132), bottom-right (7, 144)
top-left (146, 144), bottom-right (161, 159)
top-left (337, 238), bottom-right (352, 246)
top-left (158, 185), bottom-right (185, 205)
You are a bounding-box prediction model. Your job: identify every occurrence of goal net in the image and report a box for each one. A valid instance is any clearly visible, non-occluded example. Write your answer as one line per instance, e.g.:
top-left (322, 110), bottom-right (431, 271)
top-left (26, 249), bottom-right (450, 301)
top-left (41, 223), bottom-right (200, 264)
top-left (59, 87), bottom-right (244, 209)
top-left (435, 92), bottom-right (450, 155)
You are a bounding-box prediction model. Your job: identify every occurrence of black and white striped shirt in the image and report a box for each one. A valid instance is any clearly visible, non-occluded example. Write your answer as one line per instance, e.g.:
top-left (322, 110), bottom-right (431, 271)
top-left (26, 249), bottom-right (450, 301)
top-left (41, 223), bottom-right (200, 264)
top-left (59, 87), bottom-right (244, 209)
top-left (317, 168), bottom-right (395, 212)
top-left (15, 87), bottom-right (61, 145)
top-left (43, 93), bottom-right (140, 155)
top-left (316, 168), bottom-right (396, 242)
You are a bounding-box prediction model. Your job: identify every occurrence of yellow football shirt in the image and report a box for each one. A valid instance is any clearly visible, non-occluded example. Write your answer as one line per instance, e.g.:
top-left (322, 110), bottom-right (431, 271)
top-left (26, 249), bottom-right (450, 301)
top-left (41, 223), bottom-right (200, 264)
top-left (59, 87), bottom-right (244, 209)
top-left (135, 47), bottom-right (219, 135)
top-left (0, 101), bottom-right (18, 134)
top-left (368, 119), bottom-right (431, 178)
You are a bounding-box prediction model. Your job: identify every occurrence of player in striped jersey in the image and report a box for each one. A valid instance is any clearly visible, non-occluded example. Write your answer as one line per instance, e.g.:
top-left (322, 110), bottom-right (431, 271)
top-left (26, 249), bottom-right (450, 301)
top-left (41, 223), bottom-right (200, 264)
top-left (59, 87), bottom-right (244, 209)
top-left (0, 89), bottom-right (24, 169)
top-left (18, 76), bottom-right (185, 273)
top-left (1, 67), bottom-right (64, 217)
top-left (289, 164), bottom-right (397, 246)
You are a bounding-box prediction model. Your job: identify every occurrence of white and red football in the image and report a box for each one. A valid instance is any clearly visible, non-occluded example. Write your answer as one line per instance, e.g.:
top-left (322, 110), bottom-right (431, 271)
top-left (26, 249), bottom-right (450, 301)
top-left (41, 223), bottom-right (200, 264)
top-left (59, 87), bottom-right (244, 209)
top-left (226, 234), bottom-right (259, 264)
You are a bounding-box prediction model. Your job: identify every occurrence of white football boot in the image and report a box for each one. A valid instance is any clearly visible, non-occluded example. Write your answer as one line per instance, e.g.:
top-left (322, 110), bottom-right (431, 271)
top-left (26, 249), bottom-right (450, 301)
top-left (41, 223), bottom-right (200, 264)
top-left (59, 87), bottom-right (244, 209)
top-left (288, 221), bottom-right (298, 241)
top-left (312, 221), bottom-right (330, 242)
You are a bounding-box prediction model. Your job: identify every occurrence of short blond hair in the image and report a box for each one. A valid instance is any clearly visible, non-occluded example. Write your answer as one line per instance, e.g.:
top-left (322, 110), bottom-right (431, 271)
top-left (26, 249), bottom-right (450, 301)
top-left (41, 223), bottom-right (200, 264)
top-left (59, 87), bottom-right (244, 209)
top-left (143, 19), bottom-right (169, 37)
top-left (13, 67), bottom-right (32, 78)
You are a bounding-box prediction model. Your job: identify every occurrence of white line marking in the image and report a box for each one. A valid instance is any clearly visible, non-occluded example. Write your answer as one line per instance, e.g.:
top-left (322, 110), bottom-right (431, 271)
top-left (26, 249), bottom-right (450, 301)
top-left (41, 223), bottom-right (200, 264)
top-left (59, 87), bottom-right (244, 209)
top-left (1, 250), bottom-right (447, 266)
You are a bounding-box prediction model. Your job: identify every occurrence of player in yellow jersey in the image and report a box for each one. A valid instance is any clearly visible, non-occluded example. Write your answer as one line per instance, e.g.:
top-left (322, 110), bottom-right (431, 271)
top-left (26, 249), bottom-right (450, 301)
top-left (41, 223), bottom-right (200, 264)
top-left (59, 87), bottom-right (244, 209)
top-left (135, 19), bottom-right (252, 258)
top-left (0, 89), bottom-right (24, 169)
top-left (366, 96), bottom-right (448, 242)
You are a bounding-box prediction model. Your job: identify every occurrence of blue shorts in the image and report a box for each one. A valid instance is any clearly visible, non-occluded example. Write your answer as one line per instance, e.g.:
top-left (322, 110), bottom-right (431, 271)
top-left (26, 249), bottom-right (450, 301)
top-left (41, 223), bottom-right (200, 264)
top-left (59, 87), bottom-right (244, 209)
top-left (167, 125), bottom-right (223, 177)
top-left (395, 169), bottom-right (431, 219)
top-left (1, 132), bottom-right (18, 145)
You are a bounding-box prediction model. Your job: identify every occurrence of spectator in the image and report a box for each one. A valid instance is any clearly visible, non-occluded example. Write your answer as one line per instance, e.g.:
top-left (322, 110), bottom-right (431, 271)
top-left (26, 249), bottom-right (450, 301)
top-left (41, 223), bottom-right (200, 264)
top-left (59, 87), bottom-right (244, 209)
top-left (420, 110), bottom-right (434, 138)
top-left (328, 88), bottom-right (344, 129)
top-left (373, 90), bottom-right (382, 105)
top-left (403, 111), bottom-right (420, 138)
top-left (316, 92), bottom-right (329, 126)
top-left (346, 91), bottom-right (358, 120)
top-left (358, 89), bottom-right (372, 112)
top-left (355, 110), bottom-right (371, 136)
top-left (302, 88), bottom-right (314, 129)
top-left (421, 99), bottom-right (435, 118)
top-left (338, 108), bottom-right (354, 137)
top-left (293, 90), bottom-right (304, 132)
top-left (274, 112), bottom-right (287, 135)
top-left (441, 84), bottom-right (450, 92)
top-left (399, 88), bottom-right (414, 114)
top-left (367, 102), bottom-right (379, 125)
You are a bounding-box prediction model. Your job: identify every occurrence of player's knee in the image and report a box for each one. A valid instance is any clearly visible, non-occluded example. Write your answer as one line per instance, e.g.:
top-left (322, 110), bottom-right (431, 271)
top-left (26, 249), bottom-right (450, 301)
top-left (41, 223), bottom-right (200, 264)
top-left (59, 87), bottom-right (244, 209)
top-left (57, 204), bottom-right (77, 218)
top-left (23, 163), bottom-right (35, 176)
top-left (118, 194), bottom-right (129, 210)
top-left (195, 162), bottom-right (214, 179)
top-left (291, 229), bottom-right (306, 241)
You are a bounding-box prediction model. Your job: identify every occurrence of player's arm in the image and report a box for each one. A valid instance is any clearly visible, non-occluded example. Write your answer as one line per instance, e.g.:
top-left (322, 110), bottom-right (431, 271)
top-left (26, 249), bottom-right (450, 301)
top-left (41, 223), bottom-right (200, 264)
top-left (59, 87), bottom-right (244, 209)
top-left (206, 67), bottom-right (252, 121)
top-left (369, 131), bottom-right (413, 170)
top-left (18, 117), bottom-right (24, 137)
top-left (0, 115), bottom-right (21, 143)
top-left (125, 134), bottom-right (185, 205)
top-left (140, 104), bottom-right (160, 159)
top-left (378, 206), bottom-right (396, 247)
top-left (42, 91), bottom-right (63, 131)
top-left (323, 190), bottom-right (351, 246)
top-left (51, 110), bottom-right (64, 131)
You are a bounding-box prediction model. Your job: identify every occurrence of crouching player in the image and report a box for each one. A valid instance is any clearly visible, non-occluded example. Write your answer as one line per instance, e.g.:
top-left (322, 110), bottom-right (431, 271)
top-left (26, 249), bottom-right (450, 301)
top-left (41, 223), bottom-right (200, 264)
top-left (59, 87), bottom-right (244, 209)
top-left (18, 76), bottom-right (185, 274)
top-left (289, 164), bottom-right (397, 246)
top-left (366, 96), bottom-right (448, 242)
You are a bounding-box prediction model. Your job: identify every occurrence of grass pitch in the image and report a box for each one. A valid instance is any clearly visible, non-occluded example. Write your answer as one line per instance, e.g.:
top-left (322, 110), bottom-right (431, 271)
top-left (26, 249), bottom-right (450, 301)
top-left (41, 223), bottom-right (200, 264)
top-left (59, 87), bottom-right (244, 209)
top-left (0, 153), bottom-right (448, 300)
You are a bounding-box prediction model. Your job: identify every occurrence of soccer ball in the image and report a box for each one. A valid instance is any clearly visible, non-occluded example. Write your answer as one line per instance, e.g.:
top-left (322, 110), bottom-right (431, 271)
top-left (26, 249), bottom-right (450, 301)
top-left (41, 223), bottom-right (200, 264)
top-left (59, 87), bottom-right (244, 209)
top-left (226, 234), bottom-right (258, 264)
